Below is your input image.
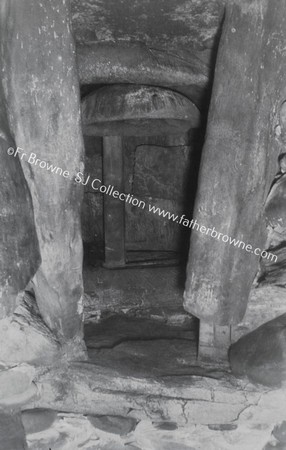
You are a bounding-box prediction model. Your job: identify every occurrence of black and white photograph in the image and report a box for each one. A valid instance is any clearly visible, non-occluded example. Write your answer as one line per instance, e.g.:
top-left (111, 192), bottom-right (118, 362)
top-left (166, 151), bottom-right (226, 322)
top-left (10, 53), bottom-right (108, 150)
top-left (0, 0), bottom-right (286, 449)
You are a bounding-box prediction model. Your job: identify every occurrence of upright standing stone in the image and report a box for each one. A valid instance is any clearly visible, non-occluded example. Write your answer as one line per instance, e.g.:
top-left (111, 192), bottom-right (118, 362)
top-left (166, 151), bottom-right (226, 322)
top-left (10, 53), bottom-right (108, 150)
top-left (0, 63), bottom-right (40, 317)
top-left (1, 0), bottom-right (85, 342)
top-left (184, 0), bottom-right (286, 325)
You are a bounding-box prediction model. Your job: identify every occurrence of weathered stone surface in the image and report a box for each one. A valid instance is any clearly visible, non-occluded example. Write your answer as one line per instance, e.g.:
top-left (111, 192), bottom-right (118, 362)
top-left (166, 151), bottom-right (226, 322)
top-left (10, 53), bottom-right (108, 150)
top-left (18, 366), bottom-right (286, 449)
top-left (81, 133), bottom-right (197, 253)
top-left (124, 446), bottom-right (141, 450)
top-left (265, 175), bottom-right (286, 230)
top-left (232, 286), bottom-right (286, 342)
top-left (74, 0), bottom-right (225, 109)
top-left (77, 42), bottom-right (211, 107)
top-left (81, 132), bottom-right (197, 252)
top-left (85, 315), bottom-right (196, 350)
top-left (87, 338), bottom-right (197, 378)
top-left (126, 197), bottom-right (184, 252)
top-left (153, 421), bottom-right (178, 431)
top-left (208, 424), bottom-right (237, 431)
top-left (0, 292), bottom-right (60, 366)
top-left (83, 265), bottom-right (188, 319)
top-left (230, 314), bottom-right (286, 386)
top-left (99, 444), bottom-right (125, 450)
top-left (21, 415), bottom-right (281, 450)
top-left (257, 246), bottom-right (286, 287)
top-left (26, 414), bottom-right (99, 450)
top-left (0, 137), bottom-right (40, 319)
top-left (0, 409), bottom-right (27, 450)
top-left (27, 433), bottom-right (69, 450)
top-left (155, 444), bottom-right (195, 450)
top-left (132, 422), bottom-right (274, 450)
top-left (0, 64), bottom-right (39, 318)
top-left (255, 129), bottom-right (286, 300)
top-left (1, 0), bottom-right (85, 341)
top-left (123, 134), bottom-right (191, 191)
top-left (133, 145), bottom-right (192, 200)
top-left (72, 0), bottom-right (224, 51)
top-left (198, 322), bottom-right (231, 363)
top-left (82, 85), bottom-right (200, 136)
top-left (87, 415), bottom-right (138, 435)
top-left (82, 193), bottom-right (103, 244)
top-left (0, 365), bottom-right (37, 407)
top-left (256, 189), bottom-right (286, 286)
top-left (22, 409), bottom-right (57, 435)
top-left (273, 421), bottom-right (286, 444)
top-left (24, 358), bottom-right (262, 428)
top-left (264, 443), bottom-right (286, 450)
top-left (184, 0), bottom-right (286, 325)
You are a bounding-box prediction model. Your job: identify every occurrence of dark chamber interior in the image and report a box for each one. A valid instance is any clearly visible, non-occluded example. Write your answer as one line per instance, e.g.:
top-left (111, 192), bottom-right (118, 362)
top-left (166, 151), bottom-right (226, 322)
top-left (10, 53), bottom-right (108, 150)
top-left (80, 88), bottom-right (205, 374)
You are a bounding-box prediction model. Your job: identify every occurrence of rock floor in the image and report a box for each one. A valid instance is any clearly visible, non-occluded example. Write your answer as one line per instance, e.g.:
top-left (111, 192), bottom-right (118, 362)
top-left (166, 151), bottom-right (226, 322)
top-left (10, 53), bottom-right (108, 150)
top-left (1, 264), bottom-right (286, 449)
top-left (2, 309), bottom-right (285, 450)
top-left (23, 411), bottom-right (286, 450)
top-left (85, 314), bottom-right (201, 377)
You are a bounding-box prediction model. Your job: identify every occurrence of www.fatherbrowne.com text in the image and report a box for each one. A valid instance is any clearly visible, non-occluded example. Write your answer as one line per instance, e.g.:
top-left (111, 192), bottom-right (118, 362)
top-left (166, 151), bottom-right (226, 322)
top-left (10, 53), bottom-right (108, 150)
top-left (7, 147), bottom-right (277, 263)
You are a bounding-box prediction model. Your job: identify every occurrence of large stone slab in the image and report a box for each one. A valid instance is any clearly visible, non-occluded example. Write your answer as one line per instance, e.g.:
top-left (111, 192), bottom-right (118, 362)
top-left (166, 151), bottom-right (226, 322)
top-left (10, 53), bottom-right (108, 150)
top-left (1, 0), bottom-right (85, 342)
top-left (125, 197), bottom-right (184, 252)
top-left (72, 0), bottom-right (223, 51)
top-left (0, 58), bottom-right (39, 318)
top-left (232, 286), bottom-right (286, 342)
top-left (133, 145), bottom-right (192, 200)
top-left (0, 135), bottom-right (40, 318)
top-left (25, 360), bottom-right (262, 427)
top-left (0, 364), bottom-right (37, 408)
top-left (230, 314), bottom-right (286, 387)
top-left (184, 0), bottom-right (286, 325)
top-left (83, 265), bottom-right (188, 319)
top-left (73, 0), bottom-right (225, 109)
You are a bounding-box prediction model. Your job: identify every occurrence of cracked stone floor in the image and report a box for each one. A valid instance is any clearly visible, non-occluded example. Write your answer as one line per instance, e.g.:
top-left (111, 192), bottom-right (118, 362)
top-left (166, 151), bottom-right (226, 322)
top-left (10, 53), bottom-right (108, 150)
top-left (1, 264), bottom-right (286, 449)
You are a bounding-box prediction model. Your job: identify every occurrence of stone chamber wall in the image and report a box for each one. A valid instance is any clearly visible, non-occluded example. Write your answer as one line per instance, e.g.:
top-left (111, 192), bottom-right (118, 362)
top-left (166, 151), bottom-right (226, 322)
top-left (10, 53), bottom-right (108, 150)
top-left (81, 131), bottom-right (203, 265)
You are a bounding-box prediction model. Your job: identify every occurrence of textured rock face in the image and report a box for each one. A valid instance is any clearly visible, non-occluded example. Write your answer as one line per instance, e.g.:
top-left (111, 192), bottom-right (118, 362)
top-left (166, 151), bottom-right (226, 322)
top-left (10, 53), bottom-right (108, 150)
top-left (264, 175), bottom-right (286, 230)
top-left (273, 422), bottom-right (286, 444)
top-left (77, 41), bottom-right (210, 107)
top-left (258, 149), bottom-right (286, 289)
top-left (81, 134), bottom-right (198, 255)
top-left (71, 0), bottom-right (224, 51)
top-left (0, 136), bottom-right (40, 318)
top-left (19, 411), bottom-right (286, 450)
top-left (82, 84), bottom-right (200, 136)
top-left (74, 0), bottom-right (225, 109)
top-left (0, 410), bottom-right (27, 450)
top-left (132, 145), bottom-right (192, 201)
top-left (0, 29), bottom-right (40, 317)
top-left (22, 409), bottom-right (57, 435)
top-left (0, 364), bottom-right (37, 408)
top-left (230, 314), bottom-right (286, 387)
top-left (1, 0), bottom-right (85, 341)
top-left (0, 292), bottom-right (61, 366)
top-left (184, 0), bottom-right (286, 325)
top-left (17, 360), bottom-right (286, 450)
